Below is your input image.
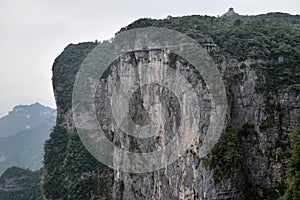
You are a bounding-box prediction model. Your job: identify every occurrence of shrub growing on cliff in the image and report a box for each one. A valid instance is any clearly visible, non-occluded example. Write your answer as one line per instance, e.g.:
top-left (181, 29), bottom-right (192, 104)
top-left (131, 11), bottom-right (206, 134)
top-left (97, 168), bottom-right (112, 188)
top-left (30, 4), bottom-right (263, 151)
top-left (282, 128), bottom-right (300, 200)
top-left (204, 123), bottom-right (243, 182)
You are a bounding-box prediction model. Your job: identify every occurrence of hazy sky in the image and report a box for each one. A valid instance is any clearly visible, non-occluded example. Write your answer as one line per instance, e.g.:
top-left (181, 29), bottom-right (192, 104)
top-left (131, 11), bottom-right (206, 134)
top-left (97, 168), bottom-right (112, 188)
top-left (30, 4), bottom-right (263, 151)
top-left (0, 0), bottom-right (299, 117)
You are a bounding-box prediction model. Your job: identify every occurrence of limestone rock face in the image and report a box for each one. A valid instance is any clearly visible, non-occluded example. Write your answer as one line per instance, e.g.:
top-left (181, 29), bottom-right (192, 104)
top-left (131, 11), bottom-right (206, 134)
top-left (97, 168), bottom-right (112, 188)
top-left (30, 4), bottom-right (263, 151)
top-left (96, 49), bottom-right (230, 200)
top-left (226, 60), bottom-right (300, 197)
top-left (44, 40), bottom-right (300, 199)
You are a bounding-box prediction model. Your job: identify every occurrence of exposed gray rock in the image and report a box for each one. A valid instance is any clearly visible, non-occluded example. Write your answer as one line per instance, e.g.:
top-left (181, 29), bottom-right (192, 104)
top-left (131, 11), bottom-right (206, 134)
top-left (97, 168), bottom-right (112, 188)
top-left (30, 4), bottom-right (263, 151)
top-left (47, 45), bottom-right (300, 199)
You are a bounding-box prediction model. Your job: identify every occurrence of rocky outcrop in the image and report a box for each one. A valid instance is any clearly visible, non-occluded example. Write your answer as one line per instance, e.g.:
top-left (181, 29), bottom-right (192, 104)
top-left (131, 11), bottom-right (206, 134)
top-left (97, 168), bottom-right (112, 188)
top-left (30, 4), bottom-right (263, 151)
top-left (43, 15), bottom-right (300, 200)
top-left (96, 49), bottom-right (238, 200)
top-left (226, 60), bottom-right (300, 198)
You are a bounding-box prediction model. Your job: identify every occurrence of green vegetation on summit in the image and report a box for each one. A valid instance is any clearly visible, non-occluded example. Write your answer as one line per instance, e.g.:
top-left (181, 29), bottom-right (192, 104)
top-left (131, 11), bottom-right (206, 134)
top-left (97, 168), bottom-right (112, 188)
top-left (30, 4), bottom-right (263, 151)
top-left (43, 12), bottom-right (300, 199)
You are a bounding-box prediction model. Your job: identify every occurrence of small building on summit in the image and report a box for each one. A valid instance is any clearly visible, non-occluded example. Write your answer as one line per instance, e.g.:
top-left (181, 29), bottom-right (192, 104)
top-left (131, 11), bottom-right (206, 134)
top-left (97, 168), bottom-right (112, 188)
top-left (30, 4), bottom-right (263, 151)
top-left (223, 8), bottom-right (239, 17)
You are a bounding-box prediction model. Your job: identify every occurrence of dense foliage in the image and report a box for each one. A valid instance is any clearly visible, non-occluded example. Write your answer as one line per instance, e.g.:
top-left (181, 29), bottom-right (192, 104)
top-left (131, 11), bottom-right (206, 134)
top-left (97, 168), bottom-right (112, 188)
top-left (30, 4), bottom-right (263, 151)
top-left (43, 126), bottom-right (113, 199)
top-left (43, 126), bottom-right (69, 198)
top-left (52, 42), bottom-right (98, 113)
top-left (44, 42), bottom-right (114, 199)
top-left (234, 12), bottom-right (300, 28)
top-left (121, 13), bottom-right (300, 91)
top-left (282, 128), bottom-right (300, 200)
top-left (204, 123), bottom-right (243, 182)
top-left (0, 167), bottom-right (42, 200)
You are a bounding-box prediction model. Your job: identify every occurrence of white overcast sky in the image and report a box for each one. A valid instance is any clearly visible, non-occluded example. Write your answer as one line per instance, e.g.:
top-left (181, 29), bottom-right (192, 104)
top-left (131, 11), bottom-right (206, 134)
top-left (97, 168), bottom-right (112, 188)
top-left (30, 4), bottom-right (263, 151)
top-left (0, 0), bottom-right (299, 116)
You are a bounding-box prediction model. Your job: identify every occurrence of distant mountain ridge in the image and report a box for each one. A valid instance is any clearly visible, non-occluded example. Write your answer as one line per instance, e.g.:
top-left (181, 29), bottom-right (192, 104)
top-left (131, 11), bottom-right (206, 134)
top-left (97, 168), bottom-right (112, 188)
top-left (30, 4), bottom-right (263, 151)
top-left (0, 103), bottom-right (55, 175)
top-left (0, 103), bottom-right (55, 138)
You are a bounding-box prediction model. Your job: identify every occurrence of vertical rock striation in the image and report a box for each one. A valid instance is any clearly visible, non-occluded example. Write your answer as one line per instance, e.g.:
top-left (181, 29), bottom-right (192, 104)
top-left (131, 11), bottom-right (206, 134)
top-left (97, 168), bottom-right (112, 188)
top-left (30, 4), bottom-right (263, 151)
top-left (43, 15), bottom-right (300, 200)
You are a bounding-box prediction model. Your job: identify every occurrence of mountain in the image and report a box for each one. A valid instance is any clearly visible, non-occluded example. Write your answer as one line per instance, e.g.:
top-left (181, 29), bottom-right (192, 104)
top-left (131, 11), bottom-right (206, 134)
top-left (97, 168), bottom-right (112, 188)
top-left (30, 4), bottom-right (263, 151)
top-left (43, 13), bottom-right (300, 199)
top-left (0, 103), bottom-right (55, 138)
top-left (0, 167), bottom-right (42, 200)
top-left (0, 103), bottom-right (55, 175)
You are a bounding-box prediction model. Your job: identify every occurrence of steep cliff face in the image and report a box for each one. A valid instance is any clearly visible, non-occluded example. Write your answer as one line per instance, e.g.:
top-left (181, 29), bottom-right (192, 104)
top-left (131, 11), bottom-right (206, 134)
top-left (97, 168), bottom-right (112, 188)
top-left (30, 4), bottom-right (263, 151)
top-left (95, 49), bottom-right (234, 200)
top-left (43, 43), bottom-right (114, 200)
top-left (43, 15), bottom-right (300, 199)
top-left (225, 60), bottom-right (300, 198)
